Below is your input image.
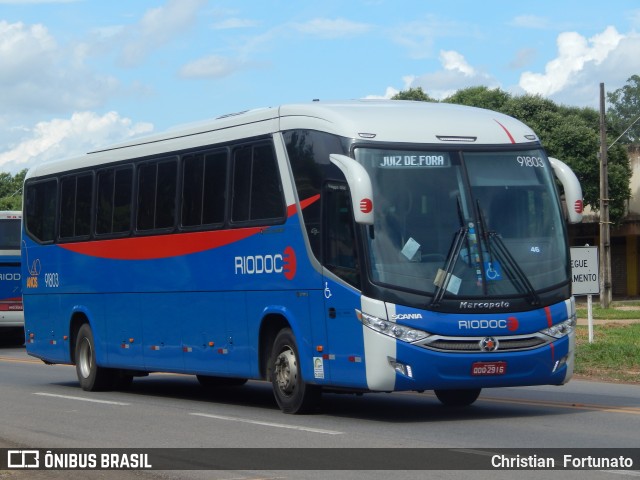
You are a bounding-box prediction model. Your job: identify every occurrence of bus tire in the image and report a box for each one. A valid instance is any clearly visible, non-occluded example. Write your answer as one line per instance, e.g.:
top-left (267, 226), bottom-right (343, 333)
top-left (197, 375), bottom-right (248, 388)
top-left (269, 328), bottom-right (320, 414)
top-left (434, 388), bottom-right (481, 407)
top-left (74, 323), bottom-right (114, 391)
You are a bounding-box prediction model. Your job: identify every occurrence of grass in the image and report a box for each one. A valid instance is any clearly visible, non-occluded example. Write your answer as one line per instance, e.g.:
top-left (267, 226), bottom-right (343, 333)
top-left (574, 323), bottom-right (640, 383)
top-left (576, 305), bottom-right (640, 320)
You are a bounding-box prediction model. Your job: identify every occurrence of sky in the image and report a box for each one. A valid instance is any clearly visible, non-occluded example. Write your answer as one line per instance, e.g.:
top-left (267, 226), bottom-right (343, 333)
top-left (1, 0), bottom-right (640, 174)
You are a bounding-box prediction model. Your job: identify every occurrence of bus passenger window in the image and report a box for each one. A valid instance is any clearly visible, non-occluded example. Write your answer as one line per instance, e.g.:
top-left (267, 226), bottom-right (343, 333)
top-left (96, 167), bottom-right (132, 235)
top-left (202, 152), bottom-right (227, 225)
top-left (60, 173), bottom-right (93, 239)
top-left (231, 143), bottom-right (285, 224)
top-left (182, 150), bottom-right (227, 228)
top-left (137, 159), bottom-right (177, 231)
top-left (25, 180), bottom-right (57, 243)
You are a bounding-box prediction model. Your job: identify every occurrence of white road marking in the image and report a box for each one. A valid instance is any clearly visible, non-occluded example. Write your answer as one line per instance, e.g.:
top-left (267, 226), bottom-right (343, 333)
top-left (33, 392), bottom-right (130, 406)
top-left (189, 412), bottom-right (343, 435)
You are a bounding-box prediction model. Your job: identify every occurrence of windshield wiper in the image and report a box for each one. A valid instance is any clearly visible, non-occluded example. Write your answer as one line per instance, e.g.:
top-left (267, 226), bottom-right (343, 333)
top-left (430, 195), bottom-right (474, 309)
top-left (430, 225), bottom-right (467, 309)
top-left (476, 201), bottom-right (540, 307)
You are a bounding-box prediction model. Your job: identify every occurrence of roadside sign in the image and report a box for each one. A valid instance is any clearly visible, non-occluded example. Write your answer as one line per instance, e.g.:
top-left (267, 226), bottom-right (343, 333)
top-left (570, 247), bottom-right (599, 295)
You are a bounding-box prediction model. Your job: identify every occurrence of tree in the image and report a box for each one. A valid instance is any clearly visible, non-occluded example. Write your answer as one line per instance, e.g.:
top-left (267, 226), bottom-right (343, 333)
top-left (391, 87), bottom-right (435, 102)
top-left (442, 86), bottom-right (511, 111)
top-left (501, 94), bottom-right (560, 134)
top-left (0, 169), bottom-right (26, 211)
top-left (607, 75), bottom-right (640, 144)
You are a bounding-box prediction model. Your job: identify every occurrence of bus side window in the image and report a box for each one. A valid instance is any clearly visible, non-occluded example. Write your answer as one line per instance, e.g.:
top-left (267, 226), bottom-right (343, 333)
top-left (324, 184), bottom-right (360, 288)
top-left (181, 150), bottom-right (227, 228)
top-left (136, 158), bottom-right (178, 231)
top-left (59, 173), bottom-right (93, 239)
top-left (96, 167), bottom-right (133, 235)
top-left (231, 142), bottom-right (285, 224)
top-left (25, 180), bottom-right (57, 243)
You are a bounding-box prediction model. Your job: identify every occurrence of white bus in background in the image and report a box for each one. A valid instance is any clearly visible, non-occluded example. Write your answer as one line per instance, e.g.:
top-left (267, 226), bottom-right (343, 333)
top-left (0, 211), bottom-right (23, 345)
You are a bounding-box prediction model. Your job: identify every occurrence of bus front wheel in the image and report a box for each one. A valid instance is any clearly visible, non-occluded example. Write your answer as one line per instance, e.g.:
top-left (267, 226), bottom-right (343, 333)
top-left (434, 388), bottom-right (481, 407)
top-left (269, 328), bottom-right (320, 414)
top-left (75, 323), bottom-right (114, 391)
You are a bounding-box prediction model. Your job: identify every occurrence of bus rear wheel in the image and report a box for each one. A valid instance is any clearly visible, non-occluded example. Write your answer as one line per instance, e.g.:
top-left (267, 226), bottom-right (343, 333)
top-left (75, 323), bottom-right (115, 391)
top-left (434, 388), bottom-right (481, 407)
top-left (269, 328), bottom-right (320, 414)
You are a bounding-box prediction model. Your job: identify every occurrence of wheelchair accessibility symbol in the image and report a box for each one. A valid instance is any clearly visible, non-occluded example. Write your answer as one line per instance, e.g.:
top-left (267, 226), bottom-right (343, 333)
top-left (484, 261), bottom-right (502, 281)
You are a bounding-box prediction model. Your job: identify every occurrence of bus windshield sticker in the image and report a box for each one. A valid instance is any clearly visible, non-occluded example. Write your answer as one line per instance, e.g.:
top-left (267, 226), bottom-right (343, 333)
top-left (401, 237), bottom-right (421, 261)
top-left (434, 269), bottom-right (462, 295)
top-left (378, 152), bottom-right (451, 169)
top-left (484, 261), bottom-right (502, 281)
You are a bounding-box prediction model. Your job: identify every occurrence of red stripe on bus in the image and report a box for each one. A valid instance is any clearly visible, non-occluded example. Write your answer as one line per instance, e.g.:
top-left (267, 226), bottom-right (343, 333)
top-left (59, 228), bottom-right (262, 260)
top-left (58, 196), bottom-right (321, 260)
top-left (544, 306), bottom-right (553, 328)
top-left (494, 119), bottom-right (516, 144)
top-left (295, 194), bottom-right (320, 214)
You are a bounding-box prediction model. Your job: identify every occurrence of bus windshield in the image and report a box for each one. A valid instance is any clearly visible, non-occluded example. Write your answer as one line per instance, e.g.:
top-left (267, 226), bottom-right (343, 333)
top-left (0, 216), bottom-right (21, 250)
top-left (356, 147), bottom-right (568, 301)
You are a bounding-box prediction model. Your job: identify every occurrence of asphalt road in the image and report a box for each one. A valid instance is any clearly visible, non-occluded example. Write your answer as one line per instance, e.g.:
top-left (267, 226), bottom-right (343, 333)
top-left (0, 343), bottom-right (639, 480)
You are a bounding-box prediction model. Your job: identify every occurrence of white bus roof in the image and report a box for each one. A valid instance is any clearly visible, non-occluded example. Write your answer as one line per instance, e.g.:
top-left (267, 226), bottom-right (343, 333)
top-left (26, 100), bottom-right (539, 180)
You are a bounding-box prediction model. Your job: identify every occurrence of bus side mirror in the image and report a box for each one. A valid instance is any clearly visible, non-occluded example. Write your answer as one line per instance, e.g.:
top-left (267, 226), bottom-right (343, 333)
top-left (549, 157), bottom-right (583, 224)
top-left (329, 154), bottom-right (374, 225)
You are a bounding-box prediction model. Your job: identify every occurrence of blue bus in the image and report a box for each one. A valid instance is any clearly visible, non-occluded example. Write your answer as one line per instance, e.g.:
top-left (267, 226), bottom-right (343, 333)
top-left (0, 211), bottom-right (23, 345)
top-left (22, 101), bottom-right (583, 413)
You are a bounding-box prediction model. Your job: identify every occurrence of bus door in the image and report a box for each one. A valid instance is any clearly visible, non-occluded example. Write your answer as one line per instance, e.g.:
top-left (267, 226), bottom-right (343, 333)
top-left (321, 182), bottom-right (368, 388)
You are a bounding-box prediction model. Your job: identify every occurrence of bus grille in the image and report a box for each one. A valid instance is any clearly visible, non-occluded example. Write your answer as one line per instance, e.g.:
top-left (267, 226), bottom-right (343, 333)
top-left (416, 334), bottom-right (548, 353)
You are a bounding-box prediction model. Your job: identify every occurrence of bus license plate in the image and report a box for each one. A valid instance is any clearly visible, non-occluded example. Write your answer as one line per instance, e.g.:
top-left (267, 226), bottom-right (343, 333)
top-left (471, 361), bottom-right (507, 376)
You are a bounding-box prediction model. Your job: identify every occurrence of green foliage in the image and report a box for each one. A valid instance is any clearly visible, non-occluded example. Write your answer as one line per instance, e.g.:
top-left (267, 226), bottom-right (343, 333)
top-left (501, 93), bottom-right (559, 125)
top-left (0, 169), bottom-right (26, 211)
top-left (607, 75), bottom-right (640, 144)
top-left (442, 86), bottom-right (511, 111)
top-left (391, 87), bottom-right (435, 102)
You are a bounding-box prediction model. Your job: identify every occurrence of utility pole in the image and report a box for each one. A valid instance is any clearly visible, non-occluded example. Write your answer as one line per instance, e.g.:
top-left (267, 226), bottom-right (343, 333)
top-left (599, 82), bottom-right (612, 307)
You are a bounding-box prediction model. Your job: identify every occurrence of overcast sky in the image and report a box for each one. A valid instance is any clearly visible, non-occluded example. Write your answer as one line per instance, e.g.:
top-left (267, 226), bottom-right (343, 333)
top-left (1, 0), bottom-right (640, 174)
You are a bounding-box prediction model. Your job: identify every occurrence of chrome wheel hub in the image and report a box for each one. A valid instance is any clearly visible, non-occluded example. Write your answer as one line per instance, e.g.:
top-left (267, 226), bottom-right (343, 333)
top-left (274, 348), bottom-right (297, 395)
top-left (78, 337), bottom-right (92, 379)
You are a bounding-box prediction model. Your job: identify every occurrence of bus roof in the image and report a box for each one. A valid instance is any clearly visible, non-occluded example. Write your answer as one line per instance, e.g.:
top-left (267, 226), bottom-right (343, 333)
top-left (26, 100), bottom-right (539, 180)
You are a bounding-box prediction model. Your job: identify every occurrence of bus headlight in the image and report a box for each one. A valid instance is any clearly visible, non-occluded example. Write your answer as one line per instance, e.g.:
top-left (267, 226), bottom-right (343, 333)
top-left (539, 317), bottom-right (576, 339)
top-left (356, 309), bottom-right (430, 343)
